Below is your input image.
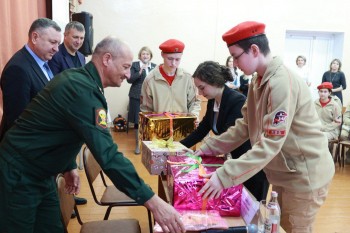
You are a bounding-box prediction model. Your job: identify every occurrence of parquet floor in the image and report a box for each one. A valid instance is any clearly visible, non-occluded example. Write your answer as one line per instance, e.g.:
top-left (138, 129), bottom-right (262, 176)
top-left (67, 129), bottom-right (350, 233)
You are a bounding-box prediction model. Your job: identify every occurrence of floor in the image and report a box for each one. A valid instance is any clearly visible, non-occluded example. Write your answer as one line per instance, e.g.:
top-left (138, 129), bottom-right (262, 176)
top-left (67, 129), bottom-right (350, 233)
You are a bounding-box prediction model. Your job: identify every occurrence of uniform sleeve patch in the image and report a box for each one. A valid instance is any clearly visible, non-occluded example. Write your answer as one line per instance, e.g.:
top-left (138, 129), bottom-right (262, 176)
top-left (266, 129), bottom-right (286, 136)
top-left (272, 111), bottom-right (288, 126)
top-left (95, 108), bottom-right (107, 129)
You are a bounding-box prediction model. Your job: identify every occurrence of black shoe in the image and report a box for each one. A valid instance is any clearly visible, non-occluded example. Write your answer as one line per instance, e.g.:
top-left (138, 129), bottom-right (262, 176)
top-left (74, 196), bottom-right (87, 205)
top-left (71, 210), bottom-right (77, 219)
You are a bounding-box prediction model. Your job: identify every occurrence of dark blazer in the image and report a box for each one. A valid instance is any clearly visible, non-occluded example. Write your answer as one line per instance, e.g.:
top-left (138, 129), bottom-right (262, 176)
top-left (181, 85), bottom-right (250, 158)
top-left (0, 46), bottom-right (49, 139)
top-left (181, 85), bottom-right (269, 201)
top-left (239, 75), bottom-right (250, 97)
top-left (48, 43), bottom-right (86, 75)
top-left (127, 61), bottom-right (156, 99)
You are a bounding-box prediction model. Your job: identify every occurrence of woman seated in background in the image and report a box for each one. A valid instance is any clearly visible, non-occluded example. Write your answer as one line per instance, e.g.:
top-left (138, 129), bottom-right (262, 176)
top-left (314, 82), bottom-right (342, 140)
top-left (180, 61), bottom-right (269, 201)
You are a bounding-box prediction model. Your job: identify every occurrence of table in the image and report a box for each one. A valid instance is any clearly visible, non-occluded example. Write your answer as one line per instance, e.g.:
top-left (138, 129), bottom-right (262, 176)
top-left (157, 175), bottom-right (286, 233)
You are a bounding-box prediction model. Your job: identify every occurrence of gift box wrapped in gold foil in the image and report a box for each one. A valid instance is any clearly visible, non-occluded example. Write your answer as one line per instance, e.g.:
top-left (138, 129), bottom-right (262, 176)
top-left (142, 140), bottom-right (188, 175)
top-left (138, 112), bottom-right (196, 142)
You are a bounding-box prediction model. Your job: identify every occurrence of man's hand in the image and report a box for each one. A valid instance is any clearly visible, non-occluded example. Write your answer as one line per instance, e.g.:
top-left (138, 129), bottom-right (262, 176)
top-left (63, 169), bottom-right (80, 195)
top-left (199, 172), bottom-right (224, 200)
top-left (144, 195), bottom-right (185, 233)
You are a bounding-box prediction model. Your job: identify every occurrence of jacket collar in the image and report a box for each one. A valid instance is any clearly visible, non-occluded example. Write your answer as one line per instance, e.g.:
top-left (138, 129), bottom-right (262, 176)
top-left (85, 62), bottom-right (104, 95)
top-left (256, 56), bottom-right (284, 88)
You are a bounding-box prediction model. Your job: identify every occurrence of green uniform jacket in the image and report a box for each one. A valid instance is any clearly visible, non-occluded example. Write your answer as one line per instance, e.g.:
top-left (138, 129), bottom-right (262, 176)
top-left (200, 57), bottom-right (335, 193)
top-left (0, 62), bottom-right (154, 204)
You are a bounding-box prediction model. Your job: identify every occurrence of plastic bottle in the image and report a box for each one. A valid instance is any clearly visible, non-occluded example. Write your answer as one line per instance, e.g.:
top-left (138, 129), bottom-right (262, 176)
top-left (264, 191), bottom-right (280, 233)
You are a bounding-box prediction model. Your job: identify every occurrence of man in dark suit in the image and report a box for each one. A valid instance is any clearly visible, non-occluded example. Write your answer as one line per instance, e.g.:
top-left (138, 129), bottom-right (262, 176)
top-left (49, 21), bottom-right (86, 75)
top-left (0, 18), bottom-right (61, 140)
top-left (49, 21), bottom-right (87, 207)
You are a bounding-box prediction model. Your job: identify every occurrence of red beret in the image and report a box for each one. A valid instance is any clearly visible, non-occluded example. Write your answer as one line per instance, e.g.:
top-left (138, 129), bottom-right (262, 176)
top-left (222, 21), bottom-right (266, 47)
top-left (159, 39), bottom-right (185, 53)
top-left (317, 82), bottom-right (333, 90)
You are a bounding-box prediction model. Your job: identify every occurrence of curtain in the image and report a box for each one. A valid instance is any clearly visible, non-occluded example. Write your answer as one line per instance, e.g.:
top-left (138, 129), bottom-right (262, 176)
top-left (0, 0), bottom-right (46, 120)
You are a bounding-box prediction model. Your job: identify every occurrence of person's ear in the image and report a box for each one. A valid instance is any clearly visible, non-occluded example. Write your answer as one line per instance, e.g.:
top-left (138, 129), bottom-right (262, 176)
top-left (250, 44), bottom-right (260, 57)
top-left (102, 53), bottom-right (113, 66)
top-left (31, 31), bottom-right (40, 44)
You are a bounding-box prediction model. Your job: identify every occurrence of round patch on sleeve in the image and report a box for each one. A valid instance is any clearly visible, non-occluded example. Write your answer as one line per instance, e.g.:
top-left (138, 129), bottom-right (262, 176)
top-left (95, 108), bottom-right (108, 129)
top-left (272, 111), bottom-right (288, 126)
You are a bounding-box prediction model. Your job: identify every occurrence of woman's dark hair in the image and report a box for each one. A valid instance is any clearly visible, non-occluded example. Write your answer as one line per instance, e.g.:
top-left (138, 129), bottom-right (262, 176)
top-left (235, 34), bottom-right (270, 56)
top-left (192, 61), bottom-right (233, 87)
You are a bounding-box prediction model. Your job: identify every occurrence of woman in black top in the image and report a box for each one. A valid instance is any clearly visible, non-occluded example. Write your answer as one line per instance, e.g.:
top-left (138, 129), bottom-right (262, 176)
top-left (322, 58), bottom-right (346, 104)
top-left (180, 61), bottom-right (269, 201)
top-left (127, 46), bottom-right (156, 154)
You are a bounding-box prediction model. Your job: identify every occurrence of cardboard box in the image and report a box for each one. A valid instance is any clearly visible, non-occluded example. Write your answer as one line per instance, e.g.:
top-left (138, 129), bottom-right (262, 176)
top-left (141, 141), bottom-right (187, 175)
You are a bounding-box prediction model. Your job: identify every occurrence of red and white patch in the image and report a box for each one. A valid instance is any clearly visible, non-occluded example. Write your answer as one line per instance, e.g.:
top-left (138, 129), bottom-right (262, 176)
top-left (272, 111), bottom-right (288, 126)
top-left (266, 129), bottom-right (286, 136)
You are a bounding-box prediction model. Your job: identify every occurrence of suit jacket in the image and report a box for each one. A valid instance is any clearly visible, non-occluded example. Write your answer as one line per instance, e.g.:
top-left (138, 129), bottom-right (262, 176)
top-left (181, 85), bottom-right (251, 158)
top-left (127, 61), bottom-right (156, 99)
top-left (239, 75), bottom-right (250, 97)
top-left (48, 43), bottom-right (86, 75)
top-left (0, 46), bottom-right (49, 139)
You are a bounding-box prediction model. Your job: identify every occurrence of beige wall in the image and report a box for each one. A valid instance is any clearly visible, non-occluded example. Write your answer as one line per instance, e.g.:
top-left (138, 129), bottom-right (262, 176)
top-left (75, 0), bottom-right (350, 119)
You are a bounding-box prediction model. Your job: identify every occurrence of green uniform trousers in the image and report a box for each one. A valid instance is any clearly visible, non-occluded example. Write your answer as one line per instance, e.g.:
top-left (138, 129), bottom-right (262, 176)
top-left (0, 156), bottom-right (63, 233)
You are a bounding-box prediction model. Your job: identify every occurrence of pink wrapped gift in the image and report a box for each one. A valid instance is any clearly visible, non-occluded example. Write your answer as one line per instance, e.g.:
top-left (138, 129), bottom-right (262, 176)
top-left (141, 140), bottom-right (187, 175)
top-left (167, 155), bottom-right (243, 216)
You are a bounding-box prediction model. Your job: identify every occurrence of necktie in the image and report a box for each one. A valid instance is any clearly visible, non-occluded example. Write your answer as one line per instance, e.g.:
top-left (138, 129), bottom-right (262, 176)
top-left (43, 62), bottom-right (54, 80)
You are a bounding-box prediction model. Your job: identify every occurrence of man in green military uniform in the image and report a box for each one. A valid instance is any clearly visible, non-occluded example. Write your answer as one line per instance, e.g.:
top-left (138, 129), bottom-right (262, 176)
top-left (0, 37), bottom-right (185, 233)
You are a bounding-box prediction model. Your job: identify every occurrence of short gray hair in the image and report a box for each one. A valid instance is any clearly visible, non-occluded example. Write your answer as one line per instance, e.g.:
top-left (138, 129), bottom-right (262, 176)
top-left (65, 21), bottom-right (85, 33)
top-left (28, 18), bottom-right (61, 37)
top-left (92, 36), bottom-right (129, 59)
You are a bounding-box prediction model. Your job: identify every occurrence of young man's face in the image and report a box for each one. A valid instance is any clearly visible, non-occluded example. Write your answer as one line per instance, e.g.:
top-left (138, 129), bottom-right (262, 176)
top-left (161, 53), bottom-right (182, 72)
top-left (228, 45), bottom-right (256, 75)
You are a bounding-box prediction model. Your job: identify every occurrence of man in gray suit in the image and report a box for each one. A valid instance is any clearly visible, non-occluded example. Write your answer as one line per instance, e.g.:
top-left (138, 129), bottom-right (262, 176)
top-left (0, 18), bottom-right (61, 140)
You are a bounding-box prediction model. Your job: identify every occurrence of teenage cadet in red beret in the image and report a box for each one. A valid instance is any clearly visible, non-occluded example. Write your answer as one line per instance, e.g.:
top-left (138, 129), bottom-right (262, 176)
top-left (315, 82), bottom-right (342, 140)
top-left (194, 21), bottom-right (335, 233)
top-left (140, 39), bottom-right (201, 119)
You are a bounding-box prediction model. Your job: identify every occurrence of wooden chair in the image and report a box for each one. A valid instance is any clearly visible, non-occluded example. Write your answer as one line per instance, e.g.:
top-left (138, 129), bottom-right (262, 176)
top-left (337, 140), bottom-right (350, 167)
top-left (82, 146), bottom-right (153, 233)
top-left (56, 174), bottom-right (141, 233)
top-left (331, 106), bottom-right (348, 167)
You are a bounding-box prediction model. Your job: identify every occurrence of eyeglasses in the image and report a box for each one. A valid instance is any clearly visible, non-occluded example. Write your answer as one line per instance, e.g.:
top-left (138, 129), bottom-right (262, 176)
top-left (233, 51), bottom-right (245, 62)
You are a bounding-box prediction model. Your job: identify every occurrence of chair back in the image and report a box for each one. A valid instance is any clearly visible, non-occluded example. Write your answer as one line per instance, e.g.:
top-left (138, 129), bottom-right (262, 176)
top-left (56, 174), bottom-right (75, 230)
top-left (83, 146), bottom-right (103, 183)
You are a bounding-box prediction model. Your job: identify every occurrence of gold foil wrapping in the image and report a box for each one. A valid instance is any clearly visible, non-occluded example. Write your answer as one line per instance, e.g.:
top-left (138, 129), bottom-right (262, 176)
top-left (139, 112), bottom-right (196, 141)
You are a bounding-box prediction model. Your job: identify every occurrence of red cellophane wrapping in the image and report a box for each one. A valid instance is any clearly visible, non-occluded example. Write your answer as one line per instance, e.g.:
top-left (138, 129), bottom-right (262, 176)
top-left (167, 156), bottom-right (243, 217)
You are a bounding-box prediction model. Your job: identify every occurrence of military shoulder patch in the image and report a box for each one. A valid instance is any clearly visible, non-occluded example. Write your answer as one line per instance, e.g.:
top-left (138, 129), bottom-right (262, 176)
top-left (272, 111), bottom-right (288, 126)
top-left (95, 108), bottom-right (108, 129)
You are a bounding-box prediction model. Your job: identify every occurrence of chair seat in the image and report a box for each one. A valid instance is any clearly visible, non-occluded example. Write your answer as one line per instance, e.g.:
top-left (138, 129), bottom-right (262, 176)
top-left (81, 219), bottom-right (141, 233)
top-left (101, 185), bottom-right (136, 204)
top-left (339, 141), bottom-right (350, 146)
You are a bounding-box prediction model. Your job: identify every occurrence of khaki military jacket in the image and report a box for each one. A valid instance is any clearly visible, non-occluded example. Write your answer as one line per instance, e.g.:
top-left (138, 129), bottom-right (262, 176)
top-left (341, 105), bottom-right (350, 140)
top-left (200, 57), bottom-right (335, 192)
top-left (140, 65), bottom-right (201, 118)
top-left (314, 97), bottom-right (342, 135)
